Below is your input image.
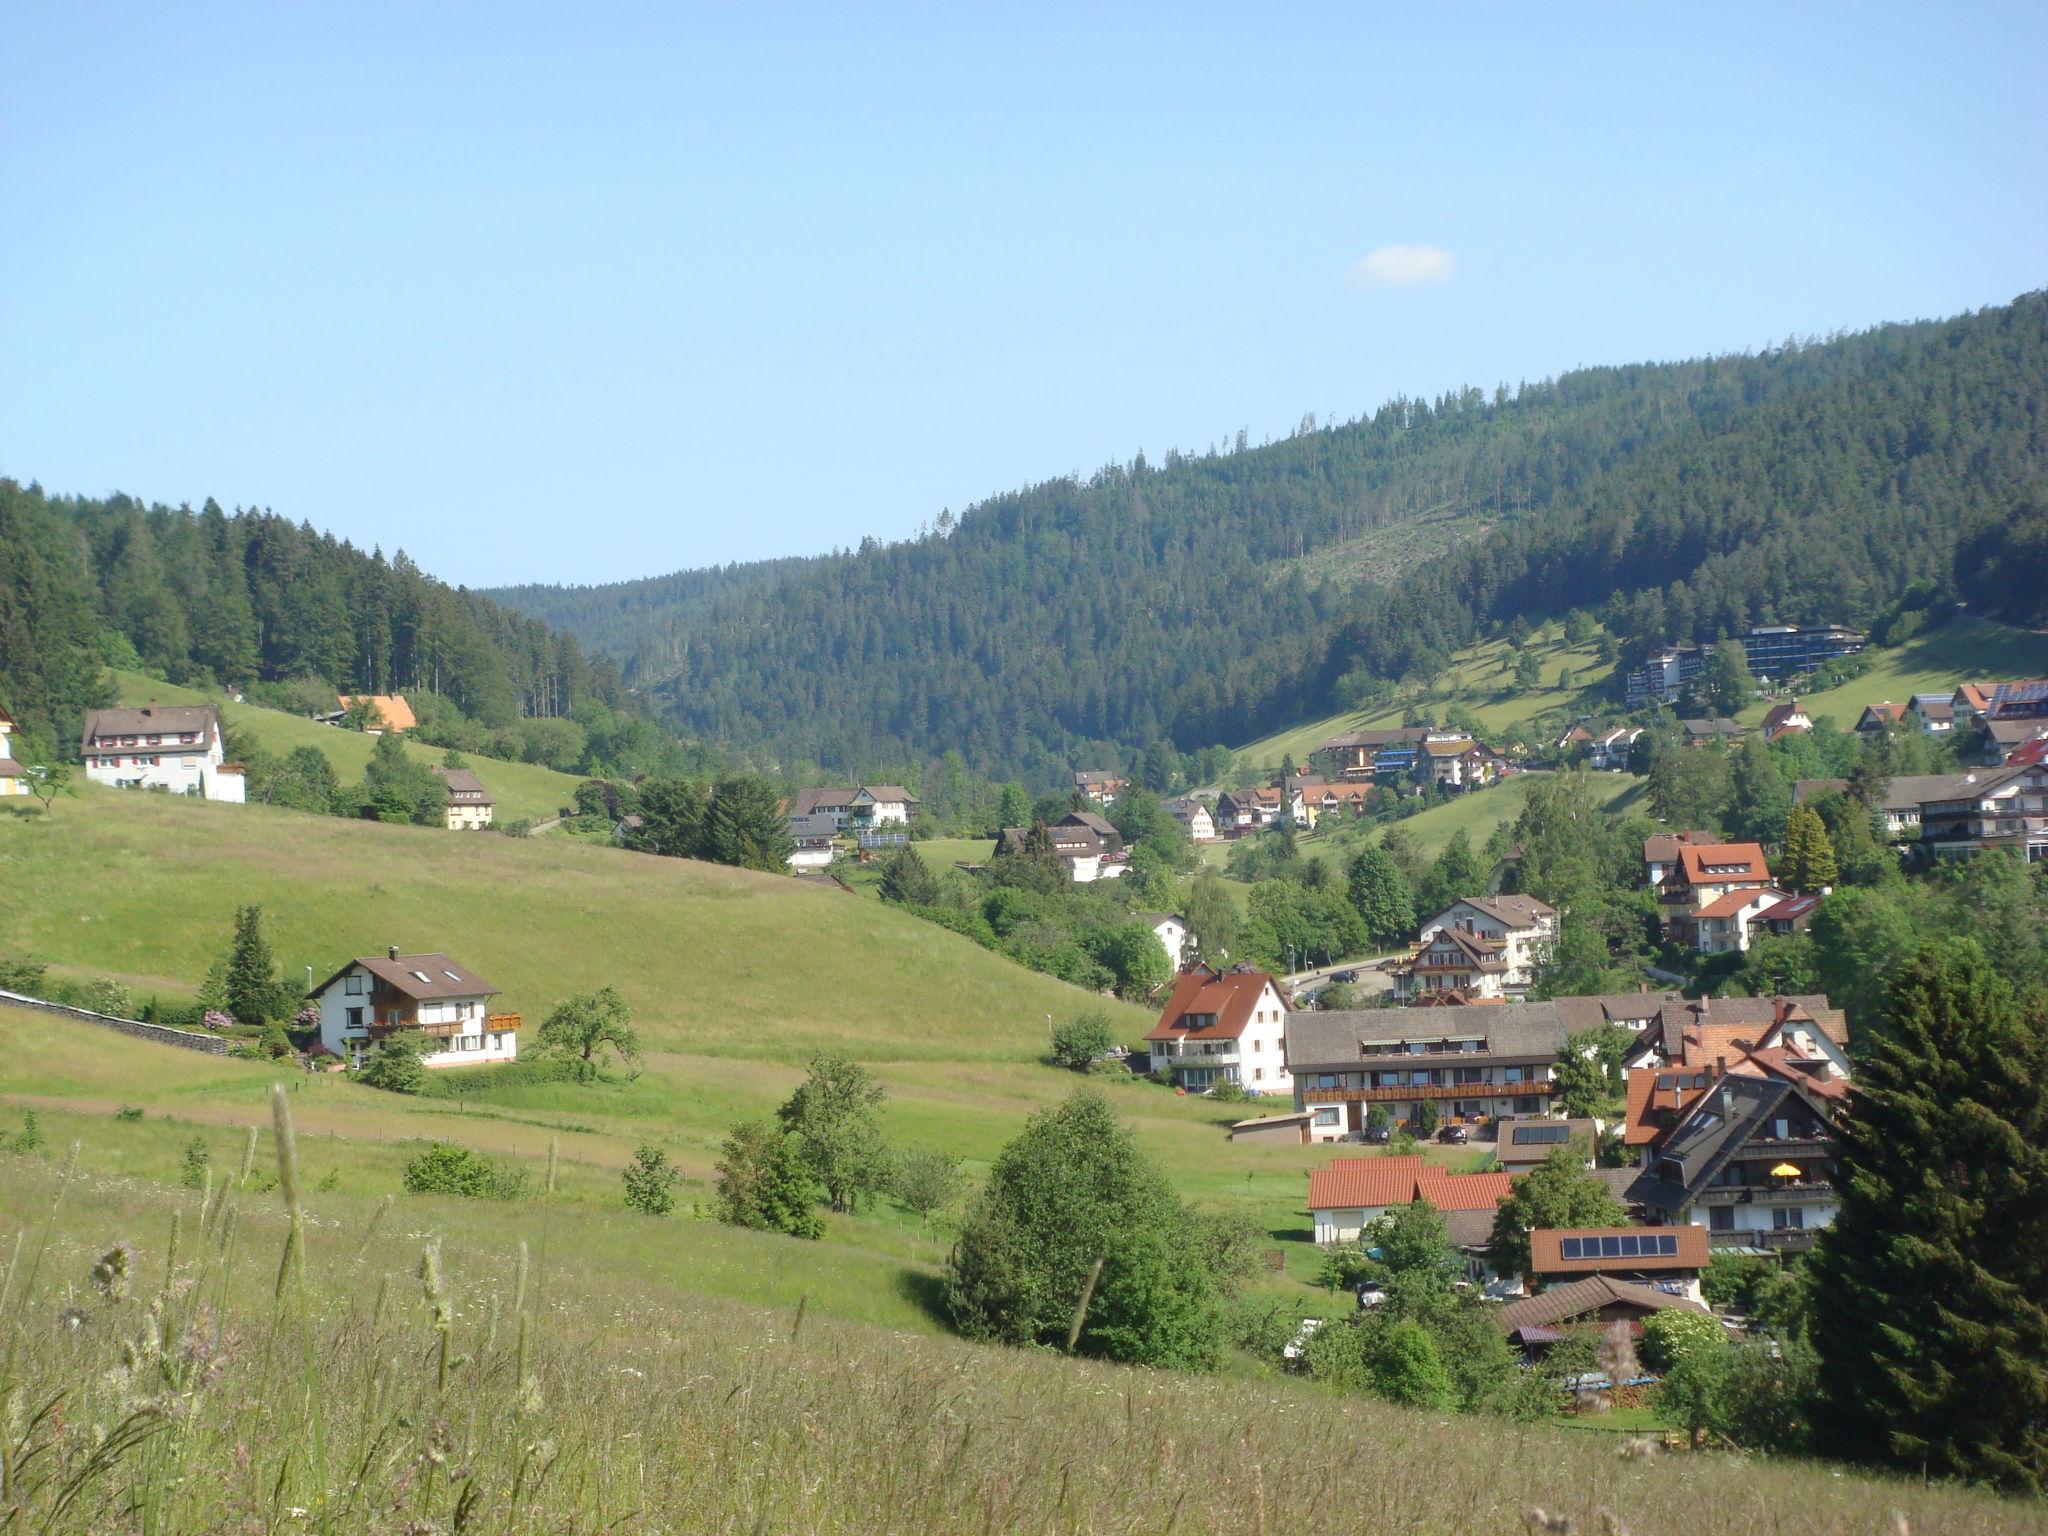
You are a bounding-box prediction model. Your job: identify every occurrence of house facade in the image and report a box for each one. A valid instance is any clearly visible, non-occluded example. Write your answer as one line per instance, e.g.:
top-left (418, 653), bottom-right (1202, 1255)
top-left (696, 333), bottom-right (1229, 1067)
top-left (1526, 1225), bottom-right (1709, 1303)
top-left (81, 705), bottom-right (245, 803)
top-left (431, 766), bottom-right (494, 830)
top-left (1073, 770), bottom-right (1126, 807)
top-left (309, 948), bottom-right (518, 1070)
top-left (1145, 966), bottom-right (1293, 1096)
top-left (850, 786), bottom-right (917, 827)
top-left (1305, 1155), bottom-right (1519, 1245)
top-left (1414, 895), bottom-right (1558, 993)
top-left (1589, 727), bottom-right (1642, 771)
top-left (1641, 830), bottom-right (1713, 888)
top-left (0, 706), bottom-right (26, 796)
top-left (1915, 763), bottom-right (2048, 862)
top-left (1656, 841), bottom-right (1774, 947)
top-left (786, 812), bottom-right (840, 869)
top-left (1161, 798), bottom-right (1216, 842)
top-left (1690, 886), bottom-right (1791, 955)
top-left (1760, 700), bottom-right (1812, 742)
top-left (1139, 912), bottom-right (1191, 970)
top-left (1285, 1003), bottom-right (1572, 1139)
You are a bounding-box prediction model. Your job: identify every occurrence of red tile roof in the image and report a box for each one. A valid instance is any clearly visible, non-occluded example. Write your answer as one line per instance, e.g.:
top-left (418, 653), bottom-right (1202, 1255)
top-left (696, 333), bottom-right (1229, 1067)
top-left (1692, 887), bottom-right (1786, 920)
top-left (1144, 966), bottom-right (1279, 1043)
top-left (1529, 1225), bottom-right (1710, 1275)
top-left (1305, 1157), bottom-right (1520, 1213)
top-left (1676, 842), bottom-right (1771, 885)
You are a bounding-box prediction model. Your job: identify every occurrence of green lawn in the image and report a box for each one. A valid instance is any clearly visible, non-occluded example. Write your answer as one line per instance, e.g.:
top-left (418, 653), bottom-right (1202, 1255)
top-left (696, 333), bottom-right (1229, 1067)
top-left (106, 669), bottom-right (590, 823)
top-left (1738, 615), bottom-right (2048, 729)
top-left (1294, 771), bottom-right (1645, 863)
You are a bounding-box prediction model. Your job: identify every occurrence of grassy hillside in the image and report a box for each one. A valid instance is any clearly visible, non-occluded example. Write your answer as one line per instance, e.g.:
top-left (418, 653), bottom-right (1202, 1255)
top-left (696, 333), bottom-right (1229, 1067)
top-left (1232, 618), bottom-right (1616, 775)
top-left (4, 1150), bottom-right (2028, 1535)
top-left (106, 669), bottom-right (588, 823)
top-left (1, 787), bottom-right (1392, 1297)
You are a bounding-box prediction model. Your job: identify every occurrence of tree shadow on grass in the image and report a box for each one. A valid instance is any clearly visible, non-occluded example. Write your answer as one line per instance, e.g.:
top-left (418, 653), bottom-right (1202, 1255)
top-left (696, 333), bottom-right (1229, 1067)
top-left (895, 1265), bottom-right (951, 1327)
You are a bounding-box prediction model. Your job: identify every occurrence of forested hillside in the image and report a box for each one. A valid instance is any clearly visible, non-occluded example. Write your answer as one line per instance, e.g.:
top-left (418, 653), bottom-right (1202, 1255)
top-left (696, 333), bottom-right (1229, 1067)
top-left (493, 293), bottom-right (2048, 784)
top-left (0, 482), bottom-right (629, 748)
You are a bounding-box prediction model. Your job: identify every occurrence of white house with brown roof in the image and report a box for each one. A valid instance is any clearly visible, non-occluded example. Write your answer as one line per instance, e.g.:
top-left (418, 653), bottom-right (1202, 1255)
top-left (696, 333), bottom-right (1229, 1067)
top-left (81, 705), bottom-right (244, 802)
top-left (1139, 913), bottom-right (1191, 970)
top-left (1656, 842), bottom-right (1775, 947)
top-left (1416, 895), bottom-right (1559, 993)
top-left (1690, 886), bottom-right (1791, 955)
top-left (1145, 965), bottom-right (1293, 1096)
top-left (0, 706), bottom-right (27, 796)
top-left (309, 947), bottom-right (518, 1070)
top-left (1161, 797), bottom-right (1216, 842)
top-left (430, 766), bottom-right (495, 830)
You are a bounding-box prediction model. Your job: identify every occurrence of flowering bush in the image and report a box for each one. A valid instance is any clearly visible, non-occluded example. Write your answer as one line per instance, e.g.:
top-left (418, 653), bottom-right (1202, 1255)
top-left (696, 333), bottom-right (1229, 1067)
top-left (202, 1010), bottom-right (235, 1032)
top-left (294, 1004), bottom-right (321, 1029)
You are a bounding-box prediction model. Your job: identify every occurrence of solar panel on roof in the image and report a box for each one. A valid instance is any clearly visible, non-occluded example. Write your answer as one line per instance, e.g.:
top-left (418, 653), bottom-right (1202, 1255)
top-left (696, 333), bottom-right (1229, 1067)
top-left (1514, 1124), bottom-right (1571, 1145)
top-left (1600, 1235), bottom-right (1622, 1258)
top-left (1658, 1233), bottom-right (1679, 1256)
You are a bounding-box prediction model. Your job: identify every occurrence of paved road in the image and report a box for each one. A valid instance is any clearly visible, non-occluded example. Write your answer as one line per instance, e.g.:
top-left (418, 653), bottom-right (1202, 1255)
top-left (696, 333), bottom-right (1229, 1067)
top-left (1285, 952), bottom-right (1403, 1004)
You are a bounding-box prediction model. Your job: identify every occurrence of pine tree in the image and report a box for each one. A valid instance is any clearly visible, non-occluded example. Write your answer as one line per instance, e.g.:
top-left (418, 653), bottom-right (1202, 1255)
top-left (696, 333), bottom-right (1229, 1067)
top-left (878, 845), bottom-right (940, 905)
top-left (702, 774), bottom-right (794, 872)
top-left (1808, 940), bottom-right (2048, 1490)
top-left (223, 904), bottom-right (285, 1029)
top-left (1346, 844), bottom-right (1416, 947)
top-left (1781, 803), bottom-right (1838, 893)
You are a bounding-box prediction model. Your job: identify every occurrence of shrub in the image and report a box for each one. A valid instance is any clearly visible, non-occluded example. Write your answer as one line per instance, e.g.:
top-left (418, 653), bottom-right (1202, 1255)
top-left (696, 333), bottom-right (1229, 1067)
top-left (1413, 1100), bottom-right (1438, 1136)
top-left (1207, 1078), bottom-right (1249, 1103)
top-left (401, 1142), bottom-right (525, 1200)
top-left (0, 956), bottom-right (49, 994)
top-left (359, 1034), bottom-right (428, 1094)
top-left (114, 1106), bottom-right (144, 1122)
top-left (1047, 1011), bottom-right (1117, 1070)
top-left (1639, 1308), bottom-right (1728, 1374)
top-left (714, 1120), bottom-right (822, 1238)
top-left (890, 1145), bottom-right (966, 1225)
top-left (13, 1111), bottom-right (44, 1154)
top-left (180, 1135), bottom-right (210, 1188)
top-left (622, 1144), bottom-right (680, 1216)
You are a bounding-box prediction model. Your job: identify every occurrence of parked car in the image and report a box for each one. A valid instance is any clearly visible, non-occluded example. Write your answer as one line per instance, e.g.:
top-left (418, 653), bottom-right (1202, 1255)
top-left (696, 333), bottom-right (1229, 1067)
top-left (1331, 969), bottom-right (1360, 984)
top-left (1438, 1124), bottom-right (1470, 1144)
top-left (1363, 1125), bottom-right (1392, 1145)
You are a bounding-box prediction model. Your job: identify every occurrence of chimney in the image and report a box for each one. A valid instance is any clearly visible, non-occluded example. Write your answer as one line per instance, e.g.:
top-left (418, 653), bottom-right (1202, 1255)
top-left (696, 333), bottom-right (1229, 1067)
top-left (143, 702), bottom-right (155, 718)
top-left (1637, 980), bottom-right (1649, 995)
top-left (1773, 996), bottom-right (1794, 1028)
top-left (388, 945), bottom-right (399, 961)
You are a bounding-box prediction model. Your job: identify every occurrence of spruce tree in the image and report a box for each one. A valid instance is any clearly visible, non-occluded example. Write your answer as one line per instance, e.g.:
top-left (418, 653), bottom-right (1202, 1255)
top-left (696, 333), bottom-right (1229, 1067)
top-left (1781, 803), bottom-right (1838, 893)
top-left (223, 904), bottom-right (285, 1029)
top-left (1808, 940), bottom-right (2048, 1490)
top-left (878, 845), bottom-right (940, 905)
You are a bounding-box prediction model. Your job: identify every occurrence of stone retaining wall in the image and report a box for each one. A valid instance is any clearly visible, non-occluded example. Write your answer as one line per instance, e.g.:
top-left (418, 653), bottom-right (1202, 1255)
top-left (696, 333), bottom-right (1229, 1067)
top-left (0, 988), bottom-right (236, 1055)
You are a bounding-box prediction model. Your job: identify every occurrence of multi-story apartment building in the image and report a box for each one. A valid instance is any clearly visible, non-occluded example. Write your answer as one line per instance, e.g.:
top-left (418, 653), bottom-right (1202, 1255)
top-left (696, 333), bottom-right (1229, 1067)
top-left (1624, 624), bottom-right (1865, 705)
top-left (80, 704), bottom-right (244, 802)
top-left (1144, 965), bottom-right (1294, 1096)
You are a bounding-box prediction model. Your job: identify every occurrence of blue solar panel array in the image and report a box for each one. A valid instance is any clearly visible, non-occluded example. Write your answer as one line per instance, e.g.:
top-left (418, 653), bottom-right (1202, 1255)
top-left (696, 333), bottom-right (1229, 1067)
top-left (1559, 1233), bottom-right (1682, 1260)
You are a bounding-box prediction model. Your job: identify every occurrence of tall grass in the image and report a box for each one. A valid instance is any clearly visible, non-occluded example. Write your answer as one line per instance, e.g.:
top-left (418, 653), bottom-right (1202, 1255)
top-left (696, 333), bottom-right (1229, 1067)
top-left (0, 1137), bottom-right (2035, 1534)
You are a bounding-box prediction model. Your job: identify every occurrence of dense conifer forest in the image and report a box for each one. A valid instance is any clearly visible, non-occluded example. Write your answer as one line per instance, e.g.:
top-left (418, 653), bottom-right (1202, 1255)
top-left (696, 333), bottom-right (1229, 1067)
top-left (0, 482), bottom-right (627, 747)
top-left (493, 293), bottom-right (2048, 783)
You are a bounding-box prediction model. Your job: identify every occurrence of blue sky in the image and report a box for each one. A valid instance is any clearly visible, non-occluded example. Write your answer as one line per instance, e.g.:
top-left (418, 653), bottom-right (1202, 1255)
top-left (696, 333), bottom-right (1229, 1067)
top-left (4, 4), bottom-right (2043, 587)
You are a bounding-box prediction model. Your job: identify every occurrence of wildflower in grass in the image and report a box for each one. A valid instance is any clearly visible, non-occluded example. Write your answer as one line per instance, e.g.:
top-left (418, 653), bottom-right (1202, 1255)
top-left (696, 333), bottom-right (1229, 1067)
top-left (91, 1242), bottom-right (136, 1300)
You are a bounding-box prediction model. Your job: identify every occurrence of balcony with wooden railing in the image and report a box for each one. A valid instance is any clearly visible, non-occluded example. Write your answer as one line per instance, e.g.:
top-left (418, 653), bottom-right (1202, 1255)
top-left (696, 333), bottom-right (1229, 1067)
top-left (1303, 1080), bottom-right (1556, 1105)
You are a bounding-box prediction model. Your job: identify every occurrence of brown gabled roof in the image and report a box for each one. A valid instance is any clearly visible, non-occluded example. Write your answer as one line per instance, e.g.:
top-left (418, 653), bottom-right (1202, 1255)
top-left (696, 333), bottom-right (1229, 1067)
top-left (1144, 966), bottom-right (1279, 1043)
top-left (856, 785), bottom-right (919, 804)
top-left (0, 758), bottom-right (25, 778)
top-left (1498, 1275), bottom-right (1709, 1333)
top-left (81, 705), bottom-right (221, 752)
top-left (1402, 927), bottom-right (1507, 973)
top-left (431, 766), bottom-right (492, 803)
top-left (792, 787), bottom-right (859, 815)
top-left (1642, 830), bottom-right (1713, 864)
top-left (1529, 1225), bottom-right (1710, 1276)
top-left (308, 951), bottom-right (499, 1001)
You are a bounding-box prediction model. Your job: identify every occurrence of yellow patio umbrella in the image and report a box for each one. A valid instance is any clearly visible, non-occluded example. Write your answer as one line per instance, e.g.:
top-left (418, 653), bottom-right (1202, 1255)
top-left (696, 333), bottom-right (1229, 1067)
top-left (1769, 1163), bottom-right (1802, 1179)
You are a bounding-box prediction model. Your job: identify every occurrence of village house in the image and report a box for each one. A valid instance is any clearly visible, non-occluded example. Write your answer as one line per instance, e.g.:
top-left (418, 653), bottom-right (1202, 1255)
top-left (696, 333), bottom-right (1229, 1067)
top-left (1655, 841), bottom-right (1775, 947)
top-left (81, 704), bottom-right (245, 803)
top-left (995, 822), bottom-right (1122, 882)
top-left (1906, 692), bottom-right (1955, 734)
top-left (1626, 1055), bottom-right (1847, 1252)
top-left (1161, 797), bottom-right (1216, 842)
top-left (1494, 1117), bottom-right (1601, 1170)
top-left (1072, 770), bottom-right (1126, 807)
top-left (1793, 773), bottom-right (1968, 840)
top-left (1285, 1002), bottom-right (1574, 1140)
top-left (1914, 763), bottom-right (2048, 862)
top-left (1619, 994), bottom-right (1851, 1079)
top-left (1760, 699), bottom-right (1812, 742)
top-left (1311, 726), bottom-right (1431, 781)
top-left (1855, 700), bottom-right (1907, 736)
top-left (1138, 912), bottom-right (1191, 970)
top-left (1305, 1155), bottom-right (1519, 1245)
top-left (1215, 786), bottom-right (1286, 835)
top-left (1145, 965), bottom-right (1293, 1096)
top-left (430, 766), bottom-right (494, 830)
top-left (1751, 891), bottom-right (1821, 938)
top-left (1295, 781), bottom-right (1381, 823)
top-left (332, 694), bottom-right (417, 734)
top-left (1526, 1225), bottom-right (1710, 1303)
top-left (790, 785), bottom-right (918, 830)
top-left (0, 706), bottom-right (27, 796)
top-left (1391, 926), bottom-right (1510, 1000)
top-left (1498, 1275), bottom-right (1713, 1356)
top-left (1588, 726), bottom-right (1643, 771)
top-left (1057, 808), bottom-right (1120, 845)
top-left (1689, 885), bottom-right (1793, 956)
top-left (786, 812), bottom-right (840, 870)
top-left (1553, 724), bottom-right (1594, 757)
top-left (308, 947), bottom-right (518, 1071)
top-left (1985, 717), bottom-right (2048, 765)
top-left (1549, 990), bottom-right (1687, 1035)
top-left (1413, 895), bottom-right (1559, 994)
top-left (1679, 717), bottom-right (1745, 749)
top-left (1641, 830), bottom-right (1714, 888)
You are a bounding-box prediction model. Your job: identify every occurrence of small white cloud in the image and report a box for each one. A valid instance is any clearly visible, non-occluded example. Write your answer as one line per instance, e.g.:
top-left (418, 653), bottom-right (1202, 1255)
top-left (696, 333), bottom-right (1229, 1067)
top-left (1345, 245), bottom-right (1457, 290)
